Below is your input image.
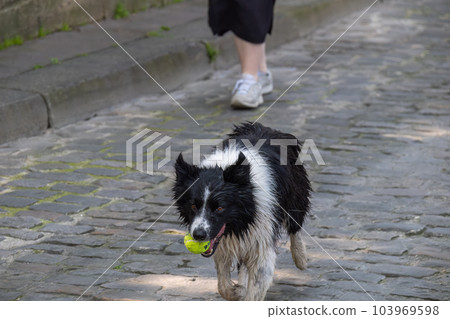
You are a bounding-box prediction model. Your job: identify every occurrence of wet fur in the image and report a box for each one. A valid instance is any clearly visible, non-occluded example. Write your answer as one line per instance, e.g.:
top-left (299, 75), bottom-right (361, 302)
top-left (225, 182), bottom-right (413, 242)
top-left (173, 123), bottom-right (311, 300)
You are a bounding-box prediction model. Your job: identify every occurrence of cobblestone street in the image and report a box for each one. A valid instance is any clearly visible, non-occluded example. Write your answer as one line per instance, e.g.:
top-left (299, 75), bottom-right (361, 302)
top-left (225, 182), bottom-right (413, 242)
top-left (0, 0), bottom-right (449, 301)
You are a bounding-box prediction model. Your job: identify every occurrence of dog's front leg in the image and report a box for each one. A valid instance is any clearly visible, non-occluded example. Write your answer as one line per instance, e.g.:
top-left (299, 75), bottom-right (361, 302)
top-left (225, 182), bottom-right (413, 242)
top-left (237, 262), bottom-right (248, 290)
top-left (244, 249), bottom-right (276, 301)
top-left (214, 254), bottom-right (246, 300)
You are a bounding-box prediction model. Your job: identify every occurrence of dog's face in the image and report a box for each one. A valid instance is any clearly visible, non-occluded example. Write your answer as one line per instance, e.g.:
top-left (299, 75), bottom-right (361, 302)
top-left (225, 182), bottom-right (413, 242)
top-left (173, 152), bottom-right (255, 257)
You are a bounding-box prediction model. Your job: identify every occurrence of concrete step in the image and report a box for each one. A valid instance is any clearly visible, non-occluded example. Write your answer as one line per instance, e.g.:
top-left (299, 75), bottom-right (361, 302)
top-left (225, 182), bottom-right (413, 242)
top-left (0, 0), bottom-right (376, 144)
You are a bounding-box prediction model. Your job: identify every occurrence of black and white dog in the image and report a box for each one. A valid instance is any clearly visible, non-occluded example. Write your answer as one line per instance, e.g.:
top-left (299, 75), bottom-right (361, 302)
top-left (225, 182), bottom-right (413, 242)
top-left (173, 123), bottom-right (311, 300)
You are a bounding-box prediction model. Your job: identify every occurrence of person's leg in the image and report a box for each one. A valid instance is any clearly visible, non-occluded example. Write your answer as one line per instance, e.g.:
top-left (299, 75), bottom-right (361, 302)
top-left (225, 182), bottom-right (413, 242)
top-left (234, 35), bottom-right (266, 80)
top-left (258, 44), bottom-right (273, 95)
top-left (259, 42), bottom-right (268, 73)
top-left (234, 35), bottom-right (272, 96)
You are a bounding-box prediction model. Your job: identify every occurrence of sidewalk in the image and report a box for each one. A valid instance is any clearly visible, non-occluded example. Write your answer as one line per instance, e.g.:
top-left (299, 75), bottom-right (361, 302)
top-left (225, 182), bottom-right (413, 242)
top-left (0, 0), bottom-right (374, 143)
top-left (0, 0), bottom-right (449, 301)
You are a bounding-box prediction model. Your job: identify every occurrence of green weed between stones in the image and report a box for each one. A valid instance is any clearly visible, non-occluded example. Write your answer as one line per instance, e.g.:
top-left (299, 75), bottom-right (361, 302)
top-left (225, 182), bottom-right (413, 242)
top-left (155, 113), bottom-right (183, 125)
top-left (405, 7), bottom-right (432, 19)
top-left (194, 103), bottom-right (223, 121)
top-left (34, 160), bottom-right (132, 177)
top-left (32, 191), bottom-right (75, 207)
top-left (203, 41), bottom-right (218, 63)
top-left (61, 23), bottom-right (72, 32)
top-left (203, 120), bottom-right (218, 128)
top-left (31, 220), bottom-right (52, 231)
top-left (38, 27), bottom-right (48, 38)
top-left (249, 107), bottom-right (269, 122)
top-left (114, 2), bottom-right (130, 20)
top-left (99, 146), bottom-right (112, 153)
top-left (146, 31), bottom-right (161, 37)
top-left (0, 157), bottom-right (134, 215)
top-left (0, 207), bottom-right (21, 217)
top-left (0, 36), bottom-right (24, 50)
top-left (146, 25), bottom-right (171, 38)
top-left (0, 171), bottom-right (27, 182)
top-left (322, 87), bottom-right (337, 100)
top-left (113, 263), bottom-right (124, 270)
top-left (1, 22), bottom-right (73, 52)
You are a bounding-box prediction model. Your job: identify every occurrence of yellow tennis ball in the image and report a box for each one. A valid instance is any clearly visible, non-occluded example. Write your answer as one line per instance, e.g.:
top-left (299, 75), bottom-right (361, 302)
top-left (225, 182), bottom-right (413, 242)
top-left (184, 233), bottom-right (210, 254)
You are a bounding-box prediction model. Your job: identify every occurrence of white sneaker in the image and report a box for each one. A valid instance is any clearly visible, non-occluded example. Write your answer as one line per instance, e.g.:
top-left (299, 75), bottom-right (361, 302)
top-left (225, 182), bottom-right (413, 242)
top-left (258, 70), bottom-right (273, 95)
top-left (231, 74), bottom-right (263, 109)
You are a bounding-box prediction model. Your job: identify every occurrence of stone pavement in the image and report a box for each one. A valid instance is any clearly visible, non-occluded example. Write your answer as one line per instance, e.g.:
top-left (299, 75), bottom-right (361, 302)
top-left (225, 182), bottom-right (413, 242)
top-left (0, 0), bottom-right (449, 301)
top-left (0, 0), bottom-right (372, 143)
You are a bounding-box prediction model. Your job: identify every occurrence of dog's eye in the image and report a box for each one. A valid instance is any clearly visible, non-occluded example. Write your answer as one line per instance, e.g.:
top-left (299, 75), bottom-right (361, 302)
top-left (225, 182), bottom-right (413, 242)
top-left (216, 207), bottom-right (224, 213)
top-left (191, 204), bottom-right (197, 211)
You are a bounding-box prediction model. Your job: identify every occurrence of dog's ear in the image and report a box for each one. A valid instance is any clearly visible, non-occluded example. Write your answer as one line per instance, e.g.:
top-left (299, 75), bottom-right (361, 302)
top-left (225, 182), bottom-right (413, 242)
top-left (175, 153), bottom-right (199, 179)
top-left (235, 151), bottom-right (247, 166)
top-left (223, 152), bottom-right (250, 185)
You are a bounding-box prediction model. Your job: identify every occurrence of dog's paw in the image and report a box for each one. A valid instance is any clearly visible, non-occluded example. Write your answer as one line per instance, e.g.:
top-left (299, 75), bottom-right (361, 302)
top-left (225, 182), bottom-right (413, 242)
top-left (218, 284), bottom-right (247, 301)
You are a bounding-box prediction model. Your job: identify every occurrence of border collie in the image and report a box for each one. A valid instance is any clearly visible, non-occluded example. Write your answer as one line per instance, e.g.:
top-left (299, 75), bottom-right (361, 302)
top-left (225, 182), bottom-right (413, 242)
top-left (173, 123), bottom-right (311, 301)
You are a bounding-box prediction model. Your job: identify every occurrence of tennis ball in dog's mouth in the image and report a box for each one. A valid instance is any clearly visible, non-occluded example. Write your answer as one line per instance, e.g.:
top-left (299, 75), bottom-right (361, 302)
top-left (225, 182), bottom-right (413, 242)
top-left (184, 233), bottom-right (210, 254)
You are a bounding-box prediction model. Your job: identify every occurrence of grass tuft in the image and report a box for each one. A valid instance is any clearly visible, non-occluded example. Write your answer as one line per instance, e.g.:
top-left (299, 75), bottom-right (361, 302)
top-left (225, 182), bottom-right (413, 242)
top-left (61, 23), bottom-right (71, 32)
top-left (114, 2), bottom-right (129, 20)
top-left (146, 31), bottom-right (160, 37)
top-left (38, 27), bottom-right (48, 38)
top-left (0, 35), bottom-right (24, 50)
top-left (203, 41), bottom-right (218, 63)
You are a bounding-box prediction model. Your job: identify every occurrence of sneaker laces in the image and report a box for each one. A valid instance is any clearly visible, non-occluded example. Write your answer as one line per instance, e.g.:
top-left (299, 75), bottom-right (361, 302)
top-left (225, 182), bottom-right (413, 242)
top-left (232, 74), bottom-right (257, 95)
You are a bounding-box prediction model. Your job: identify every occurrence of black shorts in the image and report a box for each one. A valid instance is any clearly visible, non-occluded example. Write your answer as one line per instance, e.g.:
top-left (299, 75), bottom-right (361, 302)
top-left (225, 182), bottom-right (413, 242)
top-left (208, 0), bottom-right (276, 44)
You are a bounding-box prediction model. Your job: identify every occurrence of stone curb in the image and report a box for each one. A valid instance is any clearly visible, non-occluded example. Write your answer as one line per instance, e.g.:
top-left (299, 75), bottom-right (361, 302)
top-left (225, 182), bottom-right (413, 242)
top-left (0, 0), bottom-right (374, 144)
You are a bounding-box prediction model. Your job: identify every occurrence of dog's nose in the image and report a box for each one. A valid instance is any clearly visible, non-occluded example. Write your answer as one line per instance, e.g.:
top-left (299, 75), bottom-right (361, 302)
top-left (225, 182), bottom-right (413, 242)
top-left (192, 228), bottom-right (207, 241)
